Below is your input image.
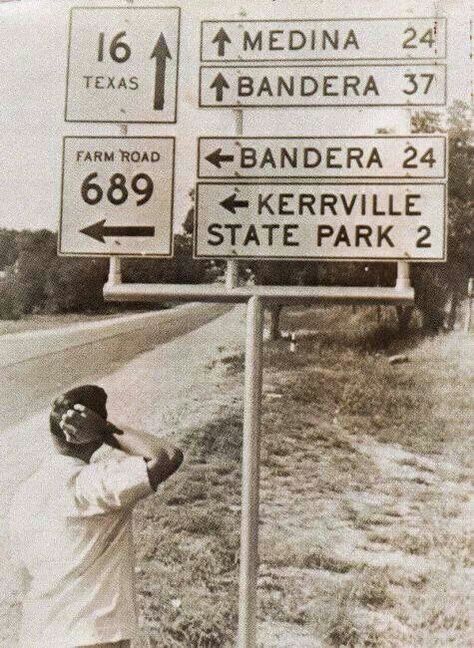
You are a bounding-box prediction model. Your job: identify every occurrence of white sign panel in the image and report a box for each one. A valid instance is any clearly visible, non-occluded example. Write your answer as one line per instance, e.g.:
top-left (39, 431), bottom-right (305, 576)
top-left (198, 136), bottom-right (447, 179)
top-left (195, 182), bottom-right (446, 261)
top-left (200, 64), bottom-right (447, 107)
top-left (201, 18), bottom-right (447, 62)
top-left (59, 137), bottom-right (175, 257)
top-left (65, 7), bottom-right (180, 123)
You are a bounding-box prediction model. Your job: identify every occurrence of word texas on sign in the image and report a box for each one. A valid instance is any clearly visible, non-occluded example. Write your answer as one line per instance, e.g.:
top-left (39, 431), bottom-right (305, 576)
top-left (65, 6), bottom-right (181, 123)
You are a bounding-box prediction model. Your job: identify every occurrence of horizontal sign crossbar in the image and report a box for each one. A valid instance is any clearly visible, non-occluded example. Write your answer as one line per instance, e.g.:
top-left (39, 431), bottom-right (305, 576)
top-left (104, 283), bottom-right (415, 306)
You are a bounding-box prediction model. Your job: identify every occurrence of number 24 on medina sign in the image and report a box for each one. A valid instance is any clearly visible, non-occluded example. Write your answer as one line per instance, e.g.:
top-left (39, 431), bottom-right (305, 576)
top-left (65, 7), bottom-right (180, 123)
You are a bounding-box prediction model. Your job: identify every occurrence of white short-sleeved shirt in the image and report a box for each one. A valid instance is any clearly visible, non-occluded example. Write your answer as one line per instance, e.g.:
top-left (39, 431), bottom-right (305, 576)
top-left (8, 453), bottom-right (154, 648)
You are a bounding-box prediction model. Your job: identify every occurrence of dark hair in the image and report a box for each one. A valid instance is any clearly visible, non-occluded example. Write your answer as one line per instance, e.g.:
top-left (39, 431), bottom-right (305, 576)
top-left (50, 385), bottom-right (107, 442)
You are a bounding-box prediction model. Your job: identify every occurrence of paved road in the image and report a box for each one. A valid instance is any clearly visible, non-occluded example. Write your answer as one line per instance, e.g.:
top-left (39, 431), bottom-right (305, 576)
top-left (1, 303), bottom-right (230, 431)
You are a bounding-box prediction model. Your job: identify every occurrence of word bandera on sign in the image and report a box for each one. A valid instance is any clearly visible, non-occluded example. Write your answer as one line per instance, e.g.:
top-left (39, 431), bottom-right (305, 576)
top-left (198, 136), bottom-right (447, 179)
top-left (200, 64), bottom-right (446, 107)
top-left (201, 18), bottom-right (447, 61)
top-left (195, 183), bottom-right (446, 261)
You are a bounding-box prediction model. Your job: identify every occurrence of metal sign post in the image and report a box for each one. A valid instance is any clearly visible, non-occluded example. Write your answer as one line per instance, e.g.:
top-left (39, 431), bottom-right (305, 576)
top-left (238, 295), bottom-right (264, 648)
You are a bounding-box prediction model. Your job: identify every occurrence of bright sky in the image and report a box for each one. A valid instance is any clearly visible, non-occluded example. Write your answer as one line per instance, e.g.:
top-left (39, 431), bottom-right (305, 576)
top-left (0, 0), bottom-right (472, 232)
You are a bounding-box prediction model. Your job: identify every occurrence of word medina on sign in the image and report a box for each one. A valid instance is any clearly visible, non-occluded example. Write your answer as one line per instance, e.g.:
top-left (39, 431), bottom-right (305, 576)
top-left (198, 136), bottom-right (447, 179)
top-left (201, 18), bottom-right (447, 61)
top-left (199, 64), bottom-right (447, 107)
top-left (194, 183), bottom-right (446, 261)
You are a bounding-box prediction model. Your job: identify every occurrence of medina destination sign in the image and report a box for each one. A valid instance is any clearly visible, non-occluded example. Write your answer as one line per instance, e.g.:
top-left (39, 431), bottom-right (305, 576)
top-left (201, 17), bottom-right (447, 62)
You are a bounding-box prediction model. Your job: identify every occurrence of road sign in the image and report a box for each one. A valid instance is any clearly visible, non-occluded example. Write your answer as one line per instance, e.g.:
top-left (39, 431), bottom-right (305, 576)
top-left (198, 136), bottom-right (447, 179)
top-left (195, 182), bottom-right (446, 261)
top-left (59, 137), bottom-right (175, 257)
top-left (200, 64), bottom-right (447, 107)
top-left (201, 17), bottom-right (447, 62)
top-left (65, 7), bottom-right (180, 123)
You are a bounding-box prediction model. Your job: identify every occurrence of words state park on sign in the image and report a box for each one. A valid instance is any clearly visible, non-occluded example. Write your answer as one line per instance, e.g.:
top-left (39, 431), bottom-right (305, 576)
top-left (195, 183), bottom-right (446, 262)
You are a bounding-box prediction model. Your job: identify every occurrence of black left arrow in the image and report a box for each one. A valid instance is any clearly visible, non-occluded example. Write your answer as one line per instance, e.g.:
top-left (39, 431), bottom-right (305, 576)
top-left (212, 27), bottom-right (232, 57)
top-left (205, 148), bottom-right (235, 169)
top-left (151, 33), bottom-right (172, 111)
top-left (80, 220), bottom-right (155, 244)
top-left (220, 194), bottom-right (249, 214)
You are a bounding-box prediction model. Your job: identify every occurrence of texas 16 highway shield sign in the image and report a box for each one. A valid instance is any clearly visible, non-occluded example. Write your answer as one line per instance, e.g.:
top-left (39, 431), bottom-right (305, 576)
top-left (65, 7), bottom-right (180, 123)
top-left (59, 137), bottom-right (175, 257)
top-left (195, 182), bottom-right (446, 261)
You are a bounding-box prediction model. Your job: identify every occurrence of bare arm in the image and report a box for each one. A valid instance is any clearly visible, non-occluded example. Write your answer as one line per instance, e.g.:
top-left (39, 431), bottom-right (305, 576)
top-left (107, 424), bottom-right (184, 490)
top-left (61, 406), bottom-right (183, 491)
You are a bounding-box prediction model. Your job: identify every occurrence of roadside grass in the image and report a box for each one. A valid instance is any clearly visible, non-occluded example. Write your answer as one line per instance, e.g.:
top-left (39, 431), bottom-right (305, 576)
top-left (133, 305), bottom-right (472, 647)
top-left (134, 414), bottom-right (243, 647)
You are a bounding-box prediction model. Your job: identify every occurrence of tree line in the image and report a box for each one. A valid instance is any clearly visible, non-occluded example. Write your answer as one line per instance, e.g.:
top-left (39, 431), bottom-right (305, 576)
top-left (0, 231), bottom-right (210, 319)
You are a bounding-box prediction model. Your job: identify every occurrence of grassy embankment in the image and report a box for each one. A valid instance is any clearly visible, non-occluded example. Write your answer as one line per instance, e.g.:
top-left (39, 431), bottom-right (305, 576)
top-left (134, 306), bottom-right (472, 647)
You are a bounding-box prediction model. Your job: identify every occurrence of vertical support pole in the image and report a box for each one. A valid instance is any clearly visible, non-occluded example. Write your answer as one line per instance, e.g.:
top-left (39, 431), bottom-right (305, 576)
top-left (465, 278), bottom-right (473, 333)
top-left (396, 261), bottom-right (411, 290)
top-left (237, 296), bottom-right (264, 648)
top-left (226, 108), bottom-right (244, 290)
top-left (226, 260), bottom-right (239, 290)
top-left (107, 257), bottom-right (122, 287)
top-left (395, 108), bottom-right (413, 291)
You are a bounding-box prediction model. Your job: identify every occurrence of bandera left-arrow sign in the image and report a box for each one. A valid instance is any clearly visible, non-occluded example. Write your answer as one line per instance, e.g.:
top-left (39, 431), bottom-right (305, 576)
top-left (80, 220), bottom-right (156, 244)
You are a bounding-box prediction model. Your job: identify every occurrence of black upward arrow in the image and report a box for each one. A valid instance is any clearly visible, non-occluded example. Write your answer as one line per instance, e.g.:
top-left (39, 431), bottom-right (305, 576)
top-left (210, 72), bottom-right (229, 103)
top-left (220, 193), bottom-right (249, 214)
top-left (80, 220), bottom-right (155, 244)
top-left (205, 148), bottom-right (235, 169)
top-left (151, 33), bottom-right (172, 111)
top-left (212, 27), bottom-right (231, 57)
